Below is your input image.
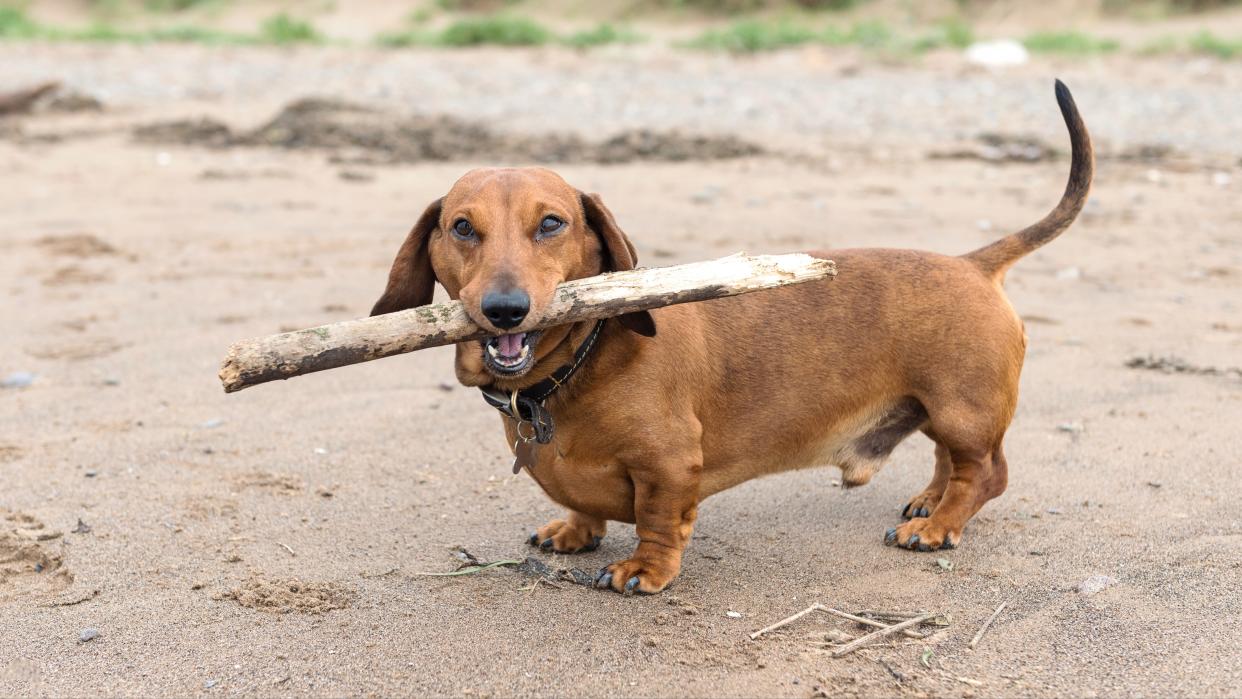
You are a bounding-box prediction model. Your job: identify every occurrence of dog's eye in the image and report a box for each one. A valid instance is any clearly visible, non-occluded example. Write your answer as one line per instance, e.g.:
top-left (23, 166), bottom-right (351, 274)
top-left (452, 219), bottom-right (475, 240)
top-left (538, 216), bottom-right (564, 237)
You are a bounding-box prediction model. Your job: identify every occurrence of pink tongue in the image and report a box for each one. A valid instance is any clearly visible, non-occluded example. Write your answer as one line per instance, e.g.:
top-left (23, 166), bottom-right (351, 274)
top-left (498, 333), bottom-right (524, 356)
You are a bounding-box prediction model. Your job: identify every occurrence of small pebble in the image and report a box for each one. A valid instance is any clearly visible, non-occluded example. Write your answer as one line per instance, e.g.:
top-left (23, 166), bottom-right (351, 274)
top-left (79, 628), bottom-right (99, 643)
top-left (200, 418), bottom-right (223, 429)
top-left (725, 610), bottom-right (742, 619)
top-left (824, 629), bottom-right (855, 643)
top-left (84, 470), bottom-right (98, 478)
top-left (1, 372), bottom-right (36, 389)
top-left (1078, 574), bottom-right (1117, 595)
top-left (204, 679), bottom-right (217, 689)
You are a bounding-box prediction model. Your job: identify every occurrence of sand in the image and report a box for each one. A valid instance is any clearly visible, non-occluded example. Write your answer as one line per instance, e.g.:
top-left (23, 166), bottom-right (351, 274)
top-left (1, 40), bottom-right (1240, 698)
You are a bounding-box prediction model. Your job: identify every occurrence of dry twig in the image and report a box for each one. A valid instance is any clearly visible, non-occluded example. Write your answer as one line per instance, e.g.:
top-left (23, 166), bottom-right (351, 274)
top-left (220, 253), bottom-right (835, 393)
top-left (969, 598), bottom-right (1011, 649)
top-left (749, 602), bottom-right (827, 640)
top-left (831, 613), bottom-right (934, 657)
top-left (823, 607), bottom-right (927, 639)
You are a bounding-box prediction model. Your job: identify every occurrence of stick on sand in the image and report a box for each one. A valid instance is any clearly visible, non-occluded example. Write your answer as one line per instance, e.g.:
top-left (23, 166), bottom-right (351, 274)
top-left (831, 613), bottom-right (934, 658)
top-left (219, 252), bottom-right (836, 393)
top-left (969, 598), bottom-right (1011, 649)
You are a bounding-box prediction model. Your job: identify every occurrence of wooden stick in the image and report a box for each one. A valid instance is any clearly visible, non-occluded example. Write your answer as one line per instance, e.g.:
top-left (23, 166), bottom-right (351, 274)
top-left (856, 609), bottom-right (925, 620)
top-left (969, 598), bottom-right (1011, 649)
top-left (219, 252), bottom-right (836, 393)
top-left (822, 607), bottom-right (927, 639)
top-left (831, 613), bottom-right (934, 657)
top-left (749, 603), bottom-right (826, 640)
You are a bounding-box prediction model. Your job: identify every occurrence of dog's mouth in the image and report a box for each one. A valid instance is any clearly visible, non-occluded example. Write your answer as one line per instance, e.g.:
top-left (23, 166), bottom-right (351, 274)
top-left (481, 331), bottom-right (541, 377)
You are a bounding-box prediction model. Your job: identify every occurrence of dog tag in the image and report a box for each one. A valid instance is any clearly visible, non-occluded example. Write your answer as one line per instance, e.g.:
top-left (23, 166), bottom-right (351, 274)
top-left (512, 439), bottom-right (539, 474)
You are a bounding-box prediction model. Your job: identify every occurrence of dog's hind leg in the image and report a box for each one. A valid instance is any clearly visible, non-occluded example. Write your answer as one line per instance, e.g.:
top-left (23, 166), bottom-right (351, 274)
top-left (886, 405), bottom-right (1009, 551)
top-left (900, 437), bottom-right (952, 520)
top-left (528, 510), bottom-right (607, 554)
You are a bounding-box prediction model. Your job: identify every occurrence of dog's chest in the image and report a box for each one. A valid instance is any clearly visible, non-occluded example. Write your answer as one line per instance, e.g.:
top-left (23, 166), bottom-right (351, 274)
top-left (503, 418), bottom-right (637, 523)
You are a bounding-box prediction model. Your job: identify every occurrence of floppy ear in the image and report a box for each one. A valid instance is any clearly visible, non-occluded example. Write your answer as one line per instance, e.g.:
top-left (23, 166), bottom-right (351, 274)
top-left (579, 191), bottom-right (656, 337)
top-left (370, 198), bottom-right (443, 317)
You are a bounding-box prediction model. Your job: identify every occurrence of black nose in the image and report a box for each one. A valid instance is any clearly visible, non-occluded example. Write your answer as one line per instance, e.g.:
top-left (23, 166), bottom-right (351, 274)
top-left (481, 289), bottom-right (530, 330)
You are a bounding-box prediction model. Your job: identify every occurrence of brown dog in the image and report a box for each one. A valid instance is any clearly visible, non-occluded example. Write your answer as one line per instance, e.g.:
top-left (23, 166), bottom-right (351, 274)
top-left (372, 81), bottom-right (1093, 594)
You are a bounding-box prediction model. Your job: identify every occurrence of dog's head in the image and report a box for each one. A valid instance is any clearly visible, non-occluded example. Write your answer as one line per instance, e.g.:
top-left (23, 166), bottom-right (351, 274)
top-left (371, 167), bottom-right (654, 386)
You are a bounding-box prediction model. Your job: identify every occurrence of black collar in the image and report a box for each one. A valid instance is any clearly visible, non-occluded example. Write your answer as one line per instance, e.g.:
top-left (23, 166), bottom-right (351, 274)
top-left (479, 319), bottom-right (606, 443)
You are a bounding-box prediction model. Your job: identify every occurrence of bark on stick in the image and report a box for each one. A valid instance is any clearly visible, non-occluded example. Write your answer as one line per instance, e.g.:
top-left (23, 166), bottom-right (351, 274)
top-left (219, 252), bottom-right (836, 393)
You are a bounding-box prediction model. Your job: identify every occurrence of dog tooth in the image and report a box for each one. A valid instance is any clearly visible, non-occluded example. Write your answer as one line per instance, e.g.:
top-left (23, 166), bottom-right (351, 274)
top-left (487, 344), bottom-right (499, 358)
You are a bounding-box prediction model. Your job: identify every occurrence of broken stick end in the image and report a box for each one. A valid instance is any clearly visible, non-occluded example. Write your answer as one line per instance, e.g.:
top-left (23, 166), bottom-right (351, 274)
top-left (218, 349), bottom-right (247, 394)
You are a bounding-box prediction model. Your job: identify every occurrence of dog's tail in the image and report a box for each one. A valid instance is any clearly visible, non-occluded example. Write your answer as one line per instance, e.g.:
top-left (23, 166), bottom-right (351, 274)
top-left (964, 79), bottom-right (1094, 278)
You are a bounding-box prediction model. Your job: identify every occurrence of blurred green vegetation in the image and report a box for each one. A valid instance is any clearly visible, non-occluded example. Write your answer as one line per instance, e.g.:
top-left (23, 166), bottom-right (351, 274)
top-left (437, 15), bottom-right (551, 45)
top-left (562, 23), bottom-right (644, 48)
top-left (666, 0), bottom-right (862, 10)
top-left (378, 15), bottom-right (642, 48)
top-left (258, 12), bottom-right (322, 44)
top-left (1022, 30), bottom-right (1121, 54)
top-left (0, 5), bottom-right (319, 45)
top-left (1, 0), bottom-right (1240, 58)
top-left (684, 17), bottom-right (973, 53)
top-left (1188, 30), bottom-right (1242, 56)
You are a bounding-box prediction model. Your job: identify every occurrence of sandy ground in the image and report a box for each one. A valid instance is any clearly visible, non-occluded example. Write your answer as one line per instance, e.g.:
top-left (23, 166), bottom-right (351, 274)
top-left (1, 42), bottom-right (1241, 698)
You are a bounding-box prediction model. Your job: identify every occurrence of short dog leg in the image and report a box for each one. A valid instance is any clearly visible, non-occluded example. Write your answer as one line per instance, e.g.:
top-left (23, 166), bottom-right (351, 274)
top-left (902, 441), bottom-right (952, 520)
top-left (888, 447), bottom-right (998, 551)
top-left (595, 468), bottom-right (700, 595)
top-left (529, 511), bottom-right (607, 554)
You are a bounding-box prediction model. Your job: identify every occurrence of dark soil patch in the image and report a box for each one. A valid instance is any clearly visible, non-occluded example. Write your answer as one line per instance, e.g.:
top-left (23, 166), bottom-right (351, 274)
top-left (133, 97), bottom-right (765, 164)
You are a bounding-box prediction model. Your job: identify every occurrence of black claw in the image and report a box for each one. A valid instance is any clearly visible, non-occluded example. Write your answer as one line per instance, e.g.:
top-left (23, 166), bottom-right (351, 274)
top-left (540, 538), bottom-right (554, 550)
top-left (917, 508), bottom-right (930, 518)
top-left (528, 531), bottom-right (539, 546)
top-left (592, 535), bottom-right (602, 548)
top-left (624, 576), bottom-right (640, 595)
top-left (595, 569), bottom-right (613, 589)
top-left (901, 503), bottom-right (912, 518)
top-left (941, 538), bottom-right (956, 550)
top-left (917, 542), bottom-right (931, 552)
top-left (907, 534), bottom-right (921, 550)
top-left (885, 528), bottom-right (897, 545)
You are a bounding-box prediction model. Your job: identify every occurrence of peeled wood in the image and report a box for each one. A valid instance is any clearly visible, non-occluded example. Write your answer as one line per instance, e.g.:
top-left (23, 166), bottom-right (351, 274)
top-left (219, 252), bottom-right (836, 393)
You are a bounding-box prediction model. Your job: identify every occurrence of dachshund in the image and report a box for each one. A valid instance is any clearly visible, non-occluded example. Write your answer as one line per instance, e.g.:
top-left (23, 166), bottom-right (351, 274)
top-left (371, 80), bottom-right (1093, 594)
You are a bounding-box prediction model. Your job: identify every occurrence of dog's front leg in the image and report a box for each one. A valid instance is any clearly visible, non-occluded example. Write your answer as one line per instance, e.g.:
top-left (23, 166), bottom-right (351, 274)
top-left (528, 510), bottom-right (606, 554)
top-left (594, 460), bottom-right (701, 595)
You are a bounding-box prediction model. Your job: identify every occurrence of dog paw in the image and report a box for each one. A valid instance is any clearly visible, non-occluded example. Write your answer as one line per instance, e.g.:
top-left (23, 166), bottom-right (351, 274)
top-left (884, 519), bottom-right (960, 551)
top-left (592, 558), bottom-right (675, 595)
top-left (900, 490), bottom-right (942, 520)
top-left (527, 519), bottom-right (603, 554)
